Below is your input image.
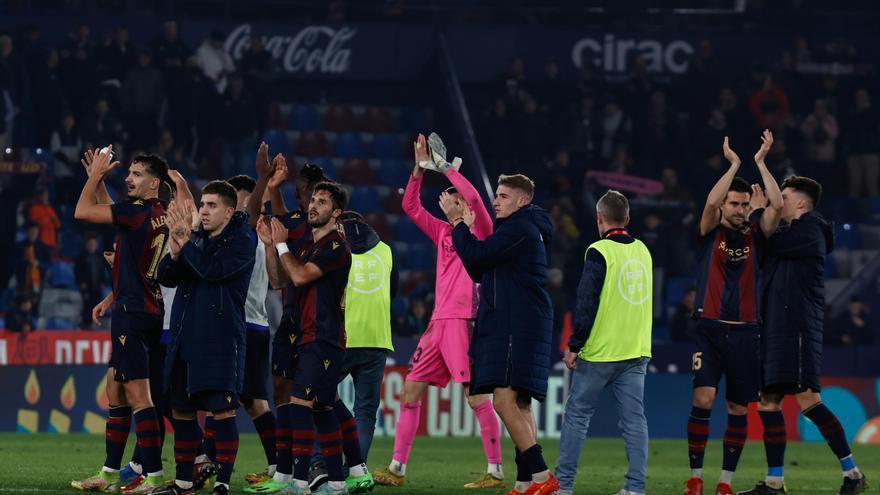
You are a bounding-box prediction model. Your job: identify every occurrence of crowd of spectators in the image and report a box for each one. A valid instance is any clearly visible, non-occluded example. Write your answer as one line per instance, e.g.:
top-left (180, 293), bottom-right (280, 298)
top-left (1, 19), bottom-right (878, 347)
top-left (475, 36), bottom-right (880, 344)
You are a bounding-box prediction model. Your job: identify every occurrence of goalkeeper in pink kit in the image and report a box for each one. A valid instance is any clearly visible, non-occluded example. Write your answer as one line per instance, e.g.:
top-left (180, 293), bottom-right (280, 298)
top-left (373, 133), bottom-right (503, 489)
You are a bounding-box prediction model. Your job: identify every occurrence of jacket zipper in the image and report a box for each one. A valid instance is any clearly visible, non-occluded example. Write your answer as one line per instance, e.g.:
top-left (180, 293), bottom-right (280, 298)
top-left (232, 340), bottom-right (239, 384)
top-left (504, 335), bottom-right (513, 384)
top-left (797, 332), bottom-right (803, 388)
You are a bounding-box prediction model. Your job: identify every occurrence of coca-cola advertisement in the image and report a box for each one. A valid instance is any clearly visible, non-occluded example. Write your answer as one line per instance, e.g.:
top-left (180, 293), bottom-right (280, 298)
top-left (225, 24), bottom-right (356, 75)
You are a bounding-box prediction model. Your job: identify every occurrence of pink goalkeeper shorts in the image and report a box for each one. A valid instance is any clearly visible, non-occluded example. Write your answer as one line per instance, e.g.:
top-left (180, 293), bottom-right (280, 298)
top-left (406, 318), bottom-right (473, 387)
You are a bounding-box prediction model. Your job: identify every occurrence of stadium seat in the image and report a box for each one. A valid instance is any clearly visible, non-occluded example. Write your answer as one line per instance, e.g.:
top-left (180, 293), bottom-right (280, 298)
top-left (48, 261), bottom-right (77, 289)
top-left (348, 187), bottom-right (382, 215)
top-left (361, 106), bottom-right (395, 133)
top-left (824, 255), bottom-right (837, 279)
top-left (38, 288), bottom-right (82, 323)
top-left (280, 184), bottom-right (298, 213)
top-left (340, 159), bottom-right (376, 186)
top-left (384, 188), bottom-right (405, 215)
top-left (371, 133), bottom-right (404, 160)
top-left (288, 104), bottom-right (321, 131)
top-left (267, 102), bottom-right (286, 129)
top-left (664, 277), bottom-right (695, 314)
top-left (334, 132), bottom-right (366, 159)
top-left (323, 104), bottom-right (358, 132)
top-left (391, 296), bottom-right (409, 319)
top-left (378, 159), bottom-right (412, 187)
top-left (59, 230), bottom-right (83, 259)
top-left (834, 223), bottom-right (863, 250)
top-left (403, 244), bottom-right (435, 271)
top-left (304, 157), bottom-right (337, 180)
top-left (46, 317), bottom-right (74, 330)
top-left (364, 213), bottom-right (392, 241)
top-left (296, 131), bottom-right (330, 157)
top-left (396, 107), bottom-right (430, 135)
top-left (394, 219), bottom-right (431, 245)
top-left (262, 129), bottom-right (292, 156)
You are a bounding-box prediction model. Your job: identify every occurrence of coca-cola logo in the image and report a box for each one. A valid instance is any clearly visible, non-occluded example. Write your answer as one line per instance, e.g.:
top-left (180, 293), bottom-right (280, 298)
top-left (225, 24), bottom-right (355, 74)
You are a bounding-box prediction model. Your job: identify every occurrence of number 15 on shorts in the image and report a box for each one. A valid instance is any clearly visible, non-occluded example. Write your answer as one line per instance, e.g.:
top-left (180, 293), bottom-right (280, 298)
top-left (692, 352), bottom-right (702, 371)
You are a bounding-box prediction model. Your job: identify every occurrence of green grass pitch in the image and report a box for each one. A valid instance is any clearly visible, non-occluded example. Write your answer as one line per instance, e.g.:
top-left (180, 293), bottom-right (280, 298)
top-left (1, 434), bottom-right (877, 494)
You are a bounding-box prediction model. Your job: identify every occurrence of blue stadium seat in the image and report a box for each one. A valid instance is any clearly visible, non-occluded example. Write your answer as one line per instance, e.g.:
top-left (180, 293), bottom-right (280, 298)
top-left (306, 157), bottom-right (337, 180)
top-left (404, 244), bottom-right (435, 271)
top-left (664, 277), bottom-right (695, 311)
top-left (288, 104), bottom-right (321, 131)
top-left (334, 133), bottom-right (366, 159)
top-left (46, 317), bottom-right (74, 330)
top-left (378, 159), bottom-right (412, 187)
top-left (279, 184), bottom-right (298, 214)
top-left (391, 296), bottom-right (408, 319)
top-left (396, 108), bottom-right (430, 135)
top-left (0, 287), bottom-right (15, 312)
top-left (262, 129), bottom-right (292, 156)
top-left (824, 255), bottom-right (837, 279)
top-left (394, 220), bottom-right (432, 246)
top-left (59, 230), bottom-right (82, 259)
top-left (48, 261), bottom-right (77, 289)
top-left (371, 133), bottom-right (403, 160)
top-left (835, 223), bottom-right (863, 250)
top-left (348, 187), bottom-right (382, 215)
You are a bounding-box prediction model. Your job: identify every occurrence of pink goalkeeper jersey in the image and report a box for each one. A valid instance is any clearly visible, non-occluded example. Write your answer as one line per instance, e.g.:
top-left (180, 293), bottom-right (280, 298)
top-left (402, 170), bottom-right (493, 320)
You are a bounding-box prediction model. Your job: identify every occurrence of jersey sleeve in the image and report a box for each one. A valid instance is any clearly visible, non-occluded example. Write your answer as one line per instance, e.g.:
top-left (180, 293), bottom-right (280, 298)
top-left (309, 239), bottom-right (351, 275)
top-left (749, 208), bottom-right (767, 240)
top-left (111, 201), bottom-right (149, 230)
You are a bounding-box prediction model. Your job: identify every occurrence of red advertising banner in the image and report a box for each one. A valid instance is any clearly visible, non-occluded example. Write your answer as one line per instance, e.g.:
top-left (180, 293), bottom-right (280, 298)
top-left (0, 331), bottom-right (111, 366)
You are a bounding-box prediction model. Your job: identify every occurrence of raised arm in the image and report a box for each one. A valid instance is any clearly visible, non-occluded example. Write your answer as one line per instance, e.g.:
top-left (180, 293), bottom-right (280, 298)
top-left (81, 148), bottom-right (114, 205)
top-left (401, 134), bottom-right (448, 244)
top-left (74, 146), bottom-right (118, 224)
top-left (247, 142), bottom-right (273, 228)
top-left (257, 216), bottom-right (288, 289)
top-left (699, 137), bottom-right (741, 236)
top-left (270, 218), bottom-right (323, 287)
top-left (754, 129), bottom-right (783, 238)
top-left (446, 167), bottom-right (493, 240)
top-left (267, 154), bottom-right (289, 216)
top-left (168, 169), bottom-right (194, 205)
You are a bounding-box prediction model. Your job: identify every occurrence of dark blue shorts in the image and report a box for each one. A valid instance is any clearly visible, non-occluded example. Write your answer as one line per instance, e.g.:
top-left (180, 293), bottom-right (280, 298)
top-left (241, 329), bottom-right (271, 402)
top-left (109, 311), bottom-right (162, 382)
top-left (168, 358), bottom-right (240, 413)
top-left (691, 319), bottom-right (760, 406)
top-left (291, 342), bottom-right (343, 407)
top-left (272, 318), bottom-right (297, 379)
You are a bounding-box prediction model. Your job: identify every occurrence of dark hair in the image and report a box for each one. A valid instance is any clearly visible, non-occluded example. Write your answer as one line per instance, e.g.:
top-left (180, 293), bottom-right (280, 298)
top-left (313, 181), bottom-right (348, 211)
top-left (300, 162), bottom-right (326, 186)
top-left (780, 175), bottom-right (822, 208)
top-left (498, 173), bottom-right (535, 200)
top-left (597, 189), bottom-right (629, 224)
top-left (339, 210), bottom-right (364, 222)
top-left (728, 177), bottom-right (751, 195)
top-left (132, 153), bottom-right (170, 183)
top-left (201, 180), bottom-right (238, 209)
top-left (227, 174), bottom-right (256, 193)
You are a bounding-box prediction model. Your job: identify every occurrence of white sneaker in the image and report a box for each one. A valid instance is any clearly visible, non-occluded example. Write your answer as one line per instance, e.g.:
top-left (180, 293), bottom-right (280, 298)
top-left (614, 490), bottom-right (645, 495)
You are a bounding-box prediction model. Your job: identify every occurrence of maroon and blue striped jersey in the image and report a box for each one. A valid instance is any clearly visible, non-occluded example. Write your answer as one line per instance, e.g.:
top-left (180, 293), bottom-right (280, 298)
top-left (695, 209), bottom-right (766, 324)
top-left (278, 209), bottom-right (311, 322)
top-left (296, 229), bottom-right (351, 349)
top-left (110, 198), bottom-right (167, 315)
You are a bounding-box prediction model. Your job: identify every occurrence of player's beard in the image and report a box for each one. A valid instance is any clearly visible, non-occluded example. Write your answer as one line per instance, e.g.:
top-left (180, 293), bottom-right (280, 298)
top-left (308, 211), bottom-right (332, 228)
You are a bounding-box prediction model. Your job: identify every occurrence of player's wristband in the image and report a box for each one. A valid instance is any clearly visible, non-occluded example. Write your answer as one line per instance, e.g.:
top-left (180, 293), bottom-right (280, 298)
top-left (275, 242), bottom-right (290, 257)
